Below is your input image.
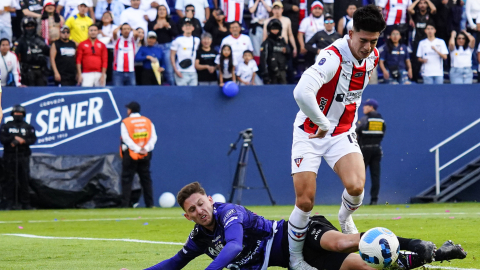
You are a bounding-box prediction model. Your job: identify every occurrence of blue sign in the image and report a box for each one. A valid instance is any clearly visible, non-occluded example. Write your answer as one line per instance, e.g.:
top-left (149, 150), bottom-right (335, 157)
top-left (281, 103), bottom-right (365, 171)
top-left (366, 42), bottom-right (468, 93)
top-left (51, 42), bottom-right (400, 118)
top-left (1, 89), bottom-right (122, 149)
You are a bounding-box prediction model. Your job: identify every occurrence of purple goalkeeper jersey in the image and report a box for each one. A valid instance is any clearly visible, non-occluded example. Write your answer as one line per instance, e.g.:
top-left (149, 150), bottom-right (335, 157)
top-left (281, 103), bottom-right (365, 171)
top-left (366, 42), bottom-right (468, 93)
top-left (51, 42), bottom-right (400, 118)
top-left (145, 202), bottom-right (282, 270)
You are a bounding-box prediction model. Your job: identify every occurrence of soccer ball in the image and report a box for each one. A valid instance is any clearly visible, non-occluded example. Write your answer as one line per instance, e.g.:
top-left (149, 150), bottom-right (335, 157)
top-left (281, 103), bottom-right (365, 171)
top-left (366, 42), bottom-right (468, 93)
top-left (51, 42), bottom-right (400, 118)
top-left (159, 192), bottom-right (175, 208)
top-left (359, 227), bottom-right (400, 269)
top-left (212, 193), bottom-right (226, 203)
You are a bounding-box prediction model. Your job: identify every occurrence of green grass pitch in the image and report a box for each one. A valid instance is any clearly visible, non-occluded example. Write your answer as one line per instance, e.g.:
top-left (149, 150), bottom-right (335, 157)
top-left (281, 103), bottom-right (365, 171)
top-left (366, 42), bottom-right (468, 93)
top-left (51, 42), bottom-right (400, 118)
top-left (0, 203), bottom-right (478, 269)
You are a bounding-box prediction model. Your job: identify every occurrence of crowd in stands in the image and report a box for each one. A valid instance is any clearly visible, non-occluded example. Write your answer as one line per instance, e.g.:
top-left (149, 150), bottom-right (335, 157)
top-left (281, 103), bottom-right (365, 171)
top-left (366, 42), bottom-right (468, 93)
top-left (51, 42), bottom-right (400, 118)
top-left (0, 0), bottom-right (479, 87)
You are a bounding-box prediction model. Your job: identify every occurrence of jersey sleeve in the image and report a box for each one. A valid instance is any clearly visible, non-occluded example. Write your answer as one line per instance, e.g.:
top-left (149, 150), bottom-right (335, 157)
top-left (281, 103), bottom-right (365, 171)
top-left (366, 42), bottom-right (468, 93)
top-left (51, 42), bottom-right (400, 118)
top-left (293, 48), bottom-right (341, 131)
top-left (416, 42), bottom-right (424, 58)
top-left (170, 38), bottom-right (179, 52)
top-left (298, 18), bottom-right (308, 33)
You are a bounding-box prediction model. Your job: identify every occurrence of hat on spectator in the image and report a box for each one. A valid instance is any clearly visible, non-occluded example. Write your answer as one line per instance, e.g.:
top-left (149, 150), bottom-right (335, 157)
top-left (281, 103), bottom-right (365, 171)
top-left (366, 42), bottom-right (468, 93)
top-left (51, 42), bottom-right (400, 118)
top-left (78, 1), bottom-right (89, 7)
top-left (311, 1), bottom-right (323, 10)
top-left (183, 18), bottom-right (193, 25)
top-left (147, 31), bottom-right (157, 38)
top-left (272, 1), bottom-right (283, 8)
top-left (126, 102), bottom-right (141, 113)
top-left (324, 13), bottom-right (333, 20)
top-left (364, 99), bottom-right (378, 110)
top-left (60, 25), bottom-right (70, 32)
top-left (43, 0), bottom-right (55, 7)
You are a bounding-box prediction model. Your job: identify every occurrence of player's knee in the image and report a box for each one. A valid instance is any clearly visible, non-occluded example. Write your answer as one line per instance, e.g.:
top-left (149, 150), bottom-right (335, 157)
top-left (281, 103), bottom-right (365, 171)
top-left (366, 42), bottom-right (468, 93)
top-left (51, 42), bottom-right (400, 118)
top-left (295, 195), bottom-right (314, 212)
top-left (346, 185), bottom-right (364, 197)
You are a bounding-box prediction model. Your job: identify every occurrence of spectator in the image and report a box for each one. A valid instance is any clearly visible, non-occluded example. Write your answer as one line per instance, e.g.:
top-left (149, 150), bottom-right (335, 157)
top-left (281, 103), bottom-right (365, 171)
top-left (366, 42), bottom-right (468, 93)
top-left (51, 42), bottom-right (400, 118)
top-left (236, 50), bottom-right (258, 85)
top-left (134, 27), bottom-right (145, 84)
top-left (204, 9), bottom-right (230, 51)
top-left (449, 30), bottom-right (475, 84)
top-left (298, 1), bottom-right (324, 56)
top-left (417, 23), bottom-right (448, 84)
top-left (260, 18), bottom-right (289, 84)
top-left (195, 32), bottom-right (218, 85)
top-left (0, 0), bottom-right (15, 43)
top-left (305, 13), bottom-right (340, 66)
top-left (219, 0), bottom-right (245, 23)
top-left (170, 19), bottom-right (200, 86)
top-left (431, 0), bottom-right (452, 44)
top-left (41, 0), bottom-right (65, 46)
top-left (215, 44), bottom-right (237, 86)
top-left (98, 11), bottom-right (118, 84)
top-left (408, 0), bottom-right (436, 83)
top-left (176, 0), bottom-right (210, 25)
top-left (135, 31), bottom-right (165, 85)
top-left (220, 21), bottom-right (254, 65)
top-left (50, 26), bottom-right (77, 86)
top-left (112, 23), bottom-right (138, 86)
top-left (120, 0), bottom-right (148, 36)
top-left (119, 0), bottom-right (132, 9)
top-left (466, 0), bottom-right (480, 32)
top-left (377, 0), bottom-right (411, 44)
top-left (323, 0), bottom-right (334, 16)
top-left (450, 0), bottom-right (464, 35)
top-left (95, 0), bottom-right (125, 25)
top-left (248, 0), bottom-right (272, 62)
top-left (21, 0), bottom-right (43, 19)
top-left (57, 0), bottom-right (94, 22)
top-left (16, 17), bottom-right (49, 86)
top-left (148, 4), bottom-right (178, 85)
top-left (140, 0), bottom-right (170, 21)
top-left (281, 0), bottom-right (300, 48)
top-left (337, 2), bottom-right (356, 36)
top-left (65, 2), bottom-right (93, 44)
top-left (379, 29), bottom-right (412, 85)
top-left (178, 4), bottom-right (203, 38)
top-left (0, 39), bottom-right (21, 87)
top-left (76, 25), bottom-right (108, 86)
top-left (263, 2), bottom-right (297, 58)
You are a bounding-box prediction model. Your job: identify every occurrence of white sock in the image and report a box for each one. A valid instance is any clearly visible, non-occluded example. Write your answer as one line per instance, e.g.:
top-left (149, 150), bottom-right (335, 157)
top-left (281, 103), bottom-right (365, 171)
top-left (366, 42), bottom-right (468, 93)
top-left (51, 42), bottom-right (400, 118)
top-left (288, 205), bottom-right (311, 267)
top-left (338, 189), bottom-right (364, 222)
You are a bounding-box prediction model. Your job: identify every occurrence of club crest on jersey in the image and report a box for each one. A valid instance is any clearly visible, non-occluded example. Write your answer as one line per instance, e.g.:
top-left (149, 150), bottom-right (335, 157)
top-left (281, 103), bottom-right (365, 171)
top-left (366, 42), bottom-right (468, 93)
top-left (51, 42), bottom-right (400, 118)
top-left (354, 72), bottom-right (364, 78)
top-left (291, 230), bottom-right (306, 239)
top-left (318, 58), bottom-right (326, 65)
top-left (294, 156), bottom-right (304, 167)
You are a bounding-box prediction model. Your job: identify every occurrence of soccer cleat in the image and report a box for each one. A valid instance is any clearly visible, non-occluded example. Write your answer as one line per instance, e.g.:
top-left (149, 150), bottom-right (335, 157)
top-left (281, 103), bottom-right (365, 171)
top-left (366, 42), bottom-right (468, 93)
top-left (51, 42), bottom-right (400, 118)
top-left (289, 260), bottom-right (318, 270)
top-left (339, 215), bottom-right (358, 234)
top-left (435, 240), bottom-right (467, 262)
top-left (409, 240), bottom-right (436, 263)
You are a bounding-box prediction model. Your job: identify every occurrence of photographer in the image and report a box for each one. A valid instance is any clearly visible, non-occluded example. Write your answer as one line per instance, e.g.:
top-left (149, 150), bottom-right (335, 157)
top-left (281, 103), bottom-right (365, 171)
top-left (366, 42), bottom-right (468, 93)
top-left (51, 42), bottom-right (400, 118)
top-left (0, 105), bottom-right (37, 210)
top-left (259, 19), bottom-right (289, 84)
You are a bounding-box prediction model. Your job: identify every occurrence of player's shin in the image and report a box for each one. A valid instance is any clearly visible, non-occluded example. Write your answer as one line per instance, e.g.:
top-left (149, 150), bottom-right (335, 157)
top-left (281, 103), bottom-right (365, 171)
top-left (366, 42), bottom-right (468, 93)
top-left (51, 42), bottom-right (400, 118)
top-left (288, 205), bottom-right (311, 268)
top-left (338, 189), bottom-right (364, 234)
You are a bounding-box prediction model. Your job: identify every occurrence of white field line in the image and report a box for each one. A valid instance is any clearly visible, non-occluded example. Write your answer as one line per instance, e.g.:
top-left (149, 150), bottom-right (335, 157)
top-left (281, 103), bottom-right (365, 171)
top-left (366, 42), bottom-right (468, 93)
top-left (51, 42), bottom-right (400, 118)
top-left (1, 235), bottom-right (478, 270)
top-left (0, 212), bottom-right (478, 224)
top-left (2, 233), bottom-right (184, 245)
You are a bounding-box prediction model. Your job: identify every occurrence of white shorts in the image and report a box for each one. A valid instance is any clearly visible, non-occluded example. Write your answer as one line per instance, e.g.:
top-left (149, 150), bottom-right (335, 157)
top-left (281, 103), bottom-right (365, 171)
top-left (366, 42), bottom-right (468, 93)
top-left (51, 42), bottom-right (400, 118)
top-left (291, 126), bottom-right (362, 174)
top-left (82, 72), bottom-right (105, 87)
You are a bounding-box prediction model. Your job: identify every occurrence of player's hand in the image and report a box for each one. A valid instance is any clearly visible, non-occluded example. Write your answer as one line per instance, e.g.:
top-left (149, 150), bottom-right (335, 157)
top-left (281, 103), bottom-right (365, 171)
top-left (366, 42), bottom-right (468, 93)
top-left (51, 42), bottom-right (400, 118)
top-left (309, 128), bottom-right (328, 139)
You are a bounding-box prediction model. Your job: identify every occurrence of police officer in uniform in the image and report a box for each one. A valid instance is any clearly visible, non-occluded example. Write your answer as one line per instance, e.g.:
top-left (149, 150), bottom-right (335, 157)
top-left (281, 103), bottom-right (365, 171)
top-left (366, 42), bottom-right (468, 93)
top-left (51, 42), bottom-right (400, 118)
top-left (260, 19), bottom-right (290, 84)
top-left (120, 102), bottom-right (157, 208)
top-left (15, 17), bottom-right (50, 86)
top-left (0, 105), bottom-right (37, 210)
top-left (355, 99), bottom-right (386, 206)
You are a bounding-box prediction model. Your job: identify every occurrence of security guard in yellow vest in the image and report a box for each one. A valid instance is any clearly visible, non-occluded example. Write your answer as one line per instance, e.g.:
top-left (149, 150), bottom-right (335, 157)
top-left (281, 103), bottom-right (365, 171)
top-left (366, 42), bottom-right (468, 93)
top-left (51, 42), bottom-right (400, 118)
top-left (355, 99), bottom-right (386, 206)
top-left (120, 102), bottom-right (157, 208)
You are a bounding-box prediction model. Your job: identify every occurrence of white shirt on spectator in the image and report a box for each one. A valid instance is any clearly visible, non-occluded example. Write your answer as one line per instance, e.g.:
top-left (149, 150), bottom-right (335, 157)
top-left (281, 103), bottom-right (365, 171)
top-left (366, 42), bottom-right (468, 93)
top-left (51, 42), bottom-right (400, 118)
top-left (377, 0), bottom-right (412, 25)
top-left (299, 14), bottom-right (325, 43)
top-left (120, 7), bottom-right (148, 35)
top-left (98, 24), bottom-right (118, 49)
top-left (140, 0), bottom-right (170, 21)
top-left (215, 55), bottom-right (238, 79)
top-left (118, 0), bottom-right (132, 6)
top-left (221, 0), bottom-right (245, 23)
top-left (58, 0), bottom-right (94, 20)
top-left (416, 38), bottom-right (448, 77)
top-left (0, 0), bottom-right (15, 27)
top-left (175, 0), bottom-right (210, 24)
top-left (171, 35), bottom-right (200, 73)
top-left (0, 51), bottom-right (21, 87)
top-left (236, 59), bottom-right (258, 82)
top-left (220, 34), bottom-right (254, 66)
top-left (466, 0), bottom-right (480, 29)
top-left (248, 0), bottom-right (272, 22)
top-left (450, 47), bottom-right (473, 68)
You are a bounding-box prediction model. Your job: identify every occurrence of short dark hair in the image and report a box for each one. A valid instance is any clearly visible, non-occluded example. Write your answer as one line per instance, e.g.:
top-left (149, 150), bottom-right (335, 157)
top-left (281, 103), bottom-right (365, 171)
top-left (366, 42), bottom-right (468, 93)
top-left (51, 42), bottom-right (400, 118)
top-left (426, 22), bottom-right (436, 29)
top-left (177, 182), bottom-right (206, 209)
top-left (185, 4), bottom-right (195, 10)
top-left (229, 21), bottom-right (241, 28)
top-left (88, 24), bottom-right (99, 30)
top-left (0, 38), bottom-right (10, 46)
top-left (121, 23), bottom-right (131, 30)
top-left (243, 50), bottom-right (253, 57)
top-left (352, 4), bottom-right (386, 33)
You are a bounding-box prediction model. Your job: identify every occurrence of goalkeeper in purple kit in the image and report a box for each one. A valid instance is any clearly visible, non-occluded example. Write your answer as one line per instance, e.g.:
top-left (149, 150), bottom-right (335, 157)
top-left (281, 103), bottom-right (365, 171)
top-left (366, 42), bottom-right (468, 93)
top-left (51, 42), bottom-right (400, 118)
top-left (134, 182), bottom-right (466, 270)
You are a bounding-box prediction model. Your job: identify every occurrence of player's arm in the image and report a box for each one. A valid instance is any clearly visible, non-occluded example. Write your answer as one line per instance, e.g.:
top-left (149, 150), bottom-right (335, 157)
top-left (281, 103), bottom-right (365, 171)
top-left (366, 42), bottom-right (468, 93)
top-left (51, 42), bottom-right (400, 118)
top-left (205, 223), bottom-right (244, 270)
top-left (293, 51), bottom-right (340, 135)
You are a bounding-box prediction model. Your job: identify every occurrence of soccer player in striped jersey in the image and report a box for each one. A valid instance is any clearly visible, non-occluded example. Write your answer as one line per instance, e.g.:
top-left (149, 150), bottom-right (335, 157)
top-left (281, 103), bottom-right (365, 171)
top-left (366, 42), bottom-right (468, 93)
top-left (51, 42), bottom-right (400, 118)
top-left (287, 5), bottom-right (387, 270)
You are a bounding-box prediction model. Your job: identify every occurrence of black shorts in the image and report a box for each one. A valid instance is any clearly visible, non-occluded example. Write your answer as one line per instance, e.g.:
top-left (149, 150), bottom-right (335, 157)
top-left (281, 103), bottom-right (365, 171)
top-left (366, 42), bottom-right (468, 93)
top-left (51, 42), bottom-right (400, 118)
top-left (281, 215), bottom-right (350, 270)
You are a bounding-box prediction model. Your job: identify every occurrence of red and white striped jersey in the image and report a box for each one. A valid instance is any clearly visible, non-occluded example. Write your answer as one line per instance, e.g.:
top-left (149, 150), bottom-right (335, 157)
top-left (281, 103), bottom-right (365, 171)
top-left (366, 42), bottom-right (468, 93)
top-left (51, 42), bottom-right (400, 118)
top-left (114, 34), bottom-right (136, 72)
top-left (378, 0), bottom-right (412, 25)
top-left (221, 0), bottom-right (245, 23)
top-left (293, 37), bottom-right (379, 137)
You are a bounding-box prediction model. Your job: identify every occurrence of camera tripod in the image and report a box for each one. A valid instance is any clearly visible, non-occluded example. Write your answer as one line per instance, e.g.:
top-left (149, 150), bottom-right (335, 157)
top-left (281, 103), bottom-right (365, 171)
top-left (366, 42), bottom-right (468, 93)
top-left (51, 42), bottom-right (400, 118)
top-left (228, 128), bottom-right (275, 205)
